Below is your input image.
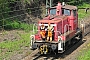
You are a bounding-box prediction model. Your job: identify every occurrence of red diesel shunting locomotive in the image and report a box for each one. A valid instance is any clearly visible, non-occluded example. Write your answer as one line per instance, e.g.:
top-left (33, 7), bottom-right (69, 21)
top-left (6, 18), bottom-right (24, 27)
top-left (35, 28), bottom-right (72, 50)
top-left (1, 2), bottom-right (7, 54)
top-left (30, 2), bottom-right (82, 54)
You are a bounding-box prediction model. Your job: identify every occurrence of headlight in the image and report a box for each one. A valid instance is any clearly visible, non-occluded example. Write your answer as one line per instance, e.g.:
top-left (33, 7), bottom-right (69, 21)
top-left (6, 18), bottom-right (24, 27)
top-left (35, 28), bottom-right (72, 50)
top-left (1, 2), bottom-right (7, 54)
top-left (51, 44), bottom-right (57, 50)
top-left (32, 43), bottom-right (37, 49)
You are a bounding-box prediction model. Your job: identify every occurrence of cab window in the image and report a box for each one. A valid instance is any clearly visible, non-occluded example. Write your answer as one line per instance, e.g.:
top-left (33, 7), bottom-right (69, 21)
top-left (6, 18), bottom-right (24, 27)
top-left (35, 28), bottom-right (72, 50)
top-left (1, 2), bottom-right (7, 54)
top-left (63, 9), bottom-right (70, 16)
top-left (50, 9), bottom-right (56, 15)
top-left (73, 10), bottom-right (77, 16)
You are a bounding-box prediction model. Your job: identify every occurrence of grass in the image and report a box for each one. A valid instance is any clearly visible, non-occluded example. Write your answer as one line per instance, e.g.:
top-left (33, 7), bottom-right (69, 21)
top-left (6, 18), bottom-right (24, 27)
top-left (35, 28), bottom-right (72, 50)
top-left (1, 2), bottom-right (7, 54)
top-left (0, 31), bottom-right (31, 60)
top-left (78, 9), bottom-right (90, 19)
top-left (77, 3), bottom-right (90, 60)
top-left (78, 3), bottom-right (90, 19)
top-left (0, 2), bottom-right (90, 60)
top-left (0, 18), bottom-right (37, 60)
top-left (4, 20), bottom-right (34, 32)
top-left (78, 43), bottom-right (90, 60)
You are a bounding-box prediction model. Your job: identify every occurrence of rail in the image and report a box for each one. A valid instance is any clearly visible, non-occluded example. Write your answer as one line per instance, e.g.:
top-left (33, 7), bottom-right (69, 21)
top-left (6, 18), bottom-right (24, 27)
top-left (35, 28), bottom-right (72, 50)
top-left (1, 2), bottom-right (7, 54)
top-left (21, 49), bottom-right (40, 60)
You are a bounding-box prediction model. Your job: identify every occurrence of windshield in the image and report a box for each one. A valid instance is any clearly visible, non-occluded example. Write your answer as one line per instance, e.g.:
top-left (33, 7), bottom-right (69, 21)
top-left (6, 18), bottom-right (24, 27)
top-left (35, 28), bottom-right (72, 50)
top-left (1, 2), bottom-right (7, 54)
top-left (50, 9), bottom-right (56, 15)
top-left (64, 9), bottom-right (70, 15)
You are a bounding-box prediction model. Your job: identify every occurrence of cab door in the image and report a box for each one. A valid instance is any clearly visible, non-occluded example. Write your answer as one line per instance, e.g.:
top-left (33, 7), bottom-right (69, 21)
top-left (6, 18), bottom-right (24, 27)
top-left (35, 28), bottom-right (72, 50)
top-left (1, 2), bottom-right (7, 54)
top-left (73, 10), bottom-right (78, 30)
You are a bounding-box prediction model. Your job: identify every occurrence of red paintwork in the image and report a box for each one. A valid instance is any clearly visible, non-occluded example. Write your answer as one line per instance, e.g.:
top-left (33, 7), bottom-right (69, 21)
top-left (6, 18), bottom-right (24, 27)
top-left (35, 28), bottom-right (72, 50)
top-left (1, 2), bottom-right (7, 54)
top-left (35, 2), bottom-right (78, 42)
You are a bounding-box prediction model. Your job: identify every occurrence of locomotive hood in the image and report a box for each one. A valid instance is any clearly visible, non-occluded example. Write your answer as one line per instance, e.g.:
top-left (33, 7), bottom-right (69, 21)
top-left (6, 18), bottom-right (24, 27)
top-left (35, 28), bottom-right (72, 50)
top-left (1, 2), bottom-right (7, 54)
top-left (39, 15), bottom-right (68, 23)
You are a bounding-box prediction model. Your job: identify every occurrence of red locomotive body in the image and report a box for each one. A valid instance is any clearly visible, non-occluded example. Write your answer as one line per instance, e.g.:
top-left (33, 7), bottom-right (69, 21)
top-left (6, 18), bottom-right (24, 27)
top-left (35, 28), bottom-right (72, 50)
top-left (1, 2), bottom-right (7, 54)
top-left (31, 2), bottom-right (82, 54)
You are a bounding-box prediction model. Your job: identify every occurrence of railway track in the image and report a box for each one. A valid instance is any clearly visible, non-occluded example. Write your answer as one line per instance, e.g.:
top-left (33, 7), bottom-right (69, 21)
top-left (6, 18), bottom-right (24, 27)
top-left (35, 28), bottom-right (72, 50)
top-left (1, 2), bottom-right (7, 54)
top-left (22, 38), bottom-right (84, 60)
top-left (21, 49), bottom-right (40, 60)
top-left (22, 19), bottom-right (90, 60)
top-left (84, 22), bottom-right (90, 36)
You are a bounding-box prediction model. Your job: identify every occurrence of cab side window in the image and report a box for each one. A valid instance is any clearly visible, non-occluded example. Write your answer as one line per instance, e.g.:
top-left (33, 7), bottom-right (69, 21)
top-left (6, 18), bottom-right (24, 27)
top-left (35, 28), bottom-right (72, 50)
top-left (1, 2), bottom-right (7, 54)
top-left (73, 10), bottom-right (77, 16)
top-left (64, 9), bottom-right (70, 16)
top-left (50, 9), bottom-right (56, 15)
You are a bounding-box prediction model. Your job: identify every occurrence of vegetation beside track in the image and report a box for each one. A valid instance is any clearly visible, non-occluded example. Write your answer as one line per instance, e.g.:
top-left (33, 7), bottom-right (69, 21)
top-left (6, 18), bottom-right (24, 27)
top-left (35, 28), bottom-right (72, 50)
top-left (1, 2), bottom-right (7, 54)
top-left (0, 1), bottom-right (90, 60)
top-left (78, 3), bottom-right (90, 19)
top-left (77, 3), bottom-right (90, 60)
top-left (77, 43), bottom-right (90, 60)
top-left (0, 31), bottom-right (31, 60)
top-left (4, 20), bottom-right (34, 31)
top-left (78, 9), bottom-right (90, 19)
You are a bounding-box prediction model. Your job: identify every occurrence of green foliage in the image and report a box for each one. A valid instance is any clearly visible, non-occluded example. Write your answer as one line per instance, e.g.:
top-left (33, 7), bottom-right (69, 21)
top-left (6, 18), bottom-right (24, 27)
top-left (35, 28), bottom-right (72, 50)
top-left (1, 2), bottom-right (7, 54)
top-left (78, 46), bottom-right (90, 60)
top-left (0, 0), bottom-right (90, 60)
top-left (78, 9), bottom-right (90, 19)
top-left (0, 0), bottom-right (36, 31)
top-left (78, 3), bottom-right (90, 8)
top-left (22, 0), bottom-right (39, 4)
top-left (78, 51), bottom-right (90, 60)
top-left (78, 3), bottom-right (90, 19)
top-left (4, 20), bottom-right (33, 31)
top-left (20, 22), bottom-right (33, 31)
top-left (0, 32), bottom-right (30, 60)
top-left (77, 2), bottom-right (90, 60)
